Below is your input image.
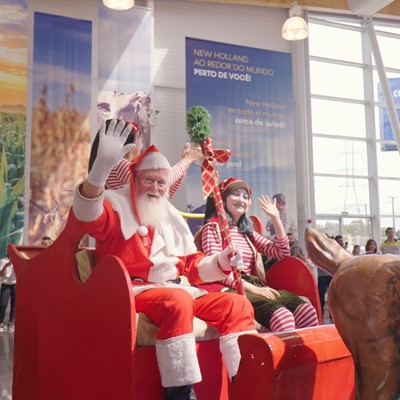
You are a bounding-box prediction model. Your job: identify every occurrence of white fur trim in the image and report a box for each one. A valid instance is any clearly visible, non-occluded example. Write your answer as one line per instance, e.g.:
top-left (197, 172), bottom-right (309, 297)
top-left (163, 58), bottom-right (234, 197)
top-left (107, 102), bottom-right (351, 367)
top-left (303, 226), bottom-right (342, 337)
top-left (105, 185), bottom-right (139, 239)
top-left (105, 186), bottom-right (197, 256)
top-left (73, 183), bottom-right (105, 222)
top-left (220, 330), bottom-right (257, 380)
top-left (134, 152), bottom-right (171, 171)
top-left (197, 254), bottom-right (230, 282)
top-left (156, 333), bottom-right (202, 387)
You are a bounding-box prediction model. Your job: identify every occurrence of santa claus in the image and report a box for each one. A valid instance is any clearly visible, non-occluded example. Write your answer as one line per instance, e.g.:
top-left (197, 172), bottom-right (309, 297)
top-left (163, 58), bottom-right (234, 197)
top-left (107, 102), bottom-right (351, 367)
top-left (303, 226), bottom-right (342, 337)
top-left (72, 119), bottom-right (257, 400)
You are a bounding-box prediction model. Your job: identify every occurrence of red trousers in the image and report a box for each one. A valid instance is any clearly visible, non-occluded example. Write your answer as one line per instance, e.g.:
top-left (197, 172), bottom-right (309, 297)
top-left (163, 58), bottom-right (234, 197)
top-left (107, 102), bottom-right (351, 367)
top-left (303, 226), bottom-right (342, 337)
top-left (135, 288), bottom-right (255, 340)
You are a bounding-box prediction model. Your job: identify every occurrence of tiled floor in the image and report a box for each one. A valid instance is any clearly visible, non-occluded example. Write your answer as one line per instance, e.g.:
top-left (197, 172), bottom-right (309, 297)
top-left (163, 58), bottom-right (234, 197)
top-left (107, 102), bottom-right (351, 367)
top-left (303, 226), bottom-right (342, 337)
top-left (0, 327), bottom-right (13, 400)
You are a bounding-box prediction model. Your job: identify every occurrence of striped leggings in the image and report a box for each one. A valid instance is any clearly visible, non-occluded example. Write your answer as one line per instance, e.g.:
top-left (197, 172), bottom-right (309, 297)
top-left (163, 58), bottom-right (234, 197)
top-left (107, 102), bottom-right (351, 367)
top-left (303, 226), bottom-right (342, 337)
top-left (231, 289), bottom-right (318, 332)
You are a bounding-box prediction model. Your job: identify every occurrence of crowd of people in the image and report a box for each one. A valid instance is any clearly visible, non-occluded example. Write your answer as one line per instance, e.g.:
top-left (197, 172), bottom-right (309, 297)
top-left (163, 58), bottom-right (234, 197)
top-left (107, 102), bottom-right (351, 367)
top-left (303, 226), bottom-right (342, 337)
top-left (342, 228), bottom-right (400, 257)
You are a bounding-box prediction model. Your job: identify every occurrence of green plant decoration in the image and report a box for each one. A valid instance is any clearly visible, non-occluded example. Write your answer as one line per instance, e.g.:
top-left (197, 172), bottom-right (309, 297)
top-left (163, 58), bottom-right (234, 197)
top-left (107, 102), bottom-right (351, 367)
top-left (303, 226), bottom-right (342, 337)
top-left (0, 112), bottom-right (26, 257)
top-left (186, 105), bottom-right (211, 144)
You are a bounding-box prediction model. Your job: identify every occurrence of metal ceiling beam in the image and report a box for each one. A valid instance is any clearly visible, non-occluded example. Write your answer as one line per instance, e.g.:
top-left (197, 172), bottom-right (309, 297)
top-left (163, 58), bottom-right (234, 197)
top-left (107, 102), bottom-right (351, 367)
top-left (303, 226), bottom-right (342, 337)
top-left (186, 0), bottom-right (400, 18)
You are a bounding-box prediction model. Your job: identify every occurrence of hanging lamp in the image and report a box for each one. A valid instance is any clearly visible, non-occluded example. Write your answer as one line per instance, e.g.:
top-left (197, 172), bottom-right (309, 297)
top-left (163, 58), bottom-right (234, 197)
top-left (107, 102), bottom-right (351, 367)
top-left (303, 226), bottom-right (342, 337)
top-left (103, 0), bottom-right (135, 10)
top-left (281, 1), bottom-right (309, 41)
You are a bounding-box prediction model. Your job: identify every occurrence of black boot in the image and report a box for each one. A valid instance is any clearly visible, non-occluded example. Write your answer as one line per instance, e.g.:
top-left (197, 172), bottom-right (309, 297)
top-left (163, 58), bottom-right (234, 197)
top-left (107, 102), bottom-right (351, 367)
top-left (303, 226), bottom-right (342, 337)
top-left (165, 384), bottom-right (197, 400)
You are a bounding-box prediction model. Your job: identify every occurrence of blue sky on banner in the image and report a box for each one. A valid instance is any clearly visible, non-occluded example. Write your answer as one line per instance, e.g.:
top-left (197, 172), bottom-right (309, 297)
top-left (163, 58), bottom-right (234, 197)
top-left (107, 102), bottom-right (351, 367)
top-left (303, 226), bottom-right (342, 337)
top-left (185, 38), bottom-right (295, 228)
top-left (32, 13), bottom-right (92, 112)
top-left (0, 0), bottom-right (27, 109)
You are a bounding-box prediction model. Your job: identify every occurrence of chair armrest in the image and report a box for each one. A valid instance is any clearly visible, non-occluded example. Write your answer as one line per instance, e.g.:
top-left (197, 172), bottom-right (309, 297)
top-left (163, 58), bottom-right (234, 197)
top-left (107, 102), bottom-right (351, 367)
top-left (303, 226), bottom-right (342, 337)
top-left (232, 325), bottom-right (354, 400)
top-left (266, 256), bottom-right (322, 323)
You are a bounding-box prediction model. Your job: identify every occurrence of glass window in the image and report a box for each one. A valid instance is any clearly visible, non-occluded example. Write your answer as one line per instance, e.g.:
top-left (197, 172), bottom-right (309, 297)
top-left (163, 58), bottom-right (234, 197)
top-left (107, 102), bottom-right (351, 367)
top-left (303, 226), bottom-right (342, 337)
top-left (309, 15), bottom-right (400, 240)
top-left (315, 219), bottom-right (339, 237)
top-left (377, 179), bottom-right (400, 215)
top-left (380, 216), bottom-right (400, 240)
top-left (310, 61), bottom-right (365, 100)
top-left (375, 34), bottom-right (400, 70)
top-left (308, 21), bottom-right (363, 63)
top-left (376, 143), bottom-right (400, 178)
top-left (311, 98), bottom-right (366, 138)
top-left (314, 176), bottom-right (369, 214)
top-left (342, 217), bottom-right (371, 250)
top-left (315, 217), bottom-right (371, 251)
top-left (313, 137), bottom-right (368, 176)
top-left (374, 23), bottom-right (400, 35)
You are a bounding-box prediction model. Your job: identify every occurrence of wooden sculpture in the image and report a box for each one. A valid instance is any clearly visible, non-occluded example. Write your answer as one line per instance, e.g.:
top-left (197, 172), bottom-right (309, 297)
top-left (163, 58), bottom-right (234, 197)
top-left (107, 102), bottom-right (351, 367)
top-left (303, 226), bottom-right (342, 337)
top-left (305, 227), bottom-right (400, 400)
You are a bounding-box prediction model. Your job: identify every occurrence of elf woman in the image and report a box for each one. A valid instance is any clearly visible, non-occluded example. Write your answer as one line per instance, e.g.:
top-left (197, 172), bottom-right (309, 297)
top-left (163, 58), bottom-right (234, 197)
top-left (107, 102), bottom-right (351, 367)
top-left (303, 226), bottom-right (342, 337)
top-left (197, 177), bottom-right (318, 331)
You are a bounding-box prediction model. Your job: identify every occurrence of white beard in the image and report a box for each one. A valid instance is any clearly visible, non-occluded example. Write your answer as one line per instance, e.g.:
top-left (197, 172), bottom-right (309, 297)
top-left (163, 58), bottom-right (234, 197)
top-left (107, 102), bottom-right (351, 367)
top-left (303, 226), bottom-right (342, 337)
top-left (136, 193), bottom-right (170, 229)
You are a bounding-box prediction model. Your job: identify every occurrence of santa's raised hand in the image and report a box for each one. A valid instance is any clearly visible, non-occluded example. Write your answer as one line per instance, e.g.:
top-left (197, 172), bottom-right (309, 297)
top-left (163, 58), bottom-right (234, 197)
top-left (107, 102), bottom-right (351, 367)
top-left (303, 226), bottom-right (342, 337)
top-left (87, 119), bottom-right (134, 188)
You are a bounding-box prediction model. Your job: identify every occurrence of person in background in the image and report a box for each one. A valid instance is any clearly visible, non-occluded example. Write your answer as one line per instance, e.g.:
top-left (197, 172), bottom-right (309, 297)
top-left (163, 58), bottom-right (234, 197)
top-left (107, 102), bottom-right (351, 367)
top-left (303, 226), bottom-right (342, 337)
top-left (287, 232), bottom-right (307, 262)
top-left (365, 238), bottom-right (382, 254)
top-left (352, 244), bottom-right (361, 256)
top-left (379, 227), bottom-right (400, 255)
top-left (41, 236), bottom-right (53, 246)
top-left (198, 178), bottom-right (318, 332)
top-left (265, 193), bottom-right (297, 240)
top-left (319, 234), bottom-right (347, 316)
top-left (72, 120), bottom-right (256, 400)
top-left (317, 268), bottom-right (332, 316)
top-left (334, 235), bottom-right (347, 250)
top-left (287, 232), bottom-right (318, 279)
top-left (0, 255), bottom-right (16, 332)
top-left (89, 119), bottom-right (202, 195)
top-left (317, 234), bottom-right (337, 317)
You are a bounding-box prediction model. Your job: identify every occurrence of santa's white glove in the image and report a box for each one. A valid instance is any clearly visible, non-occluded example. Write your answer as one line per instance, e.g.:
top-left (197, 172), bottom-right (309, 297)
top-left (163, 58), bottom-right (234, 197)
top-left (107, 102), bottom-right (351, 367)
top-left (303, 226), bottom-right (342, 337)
top-left (87, 119), bottom-right (135, 187)
top-left (217, 245), bottom-right (243, 273)
top-left (229, 250), bottom-right (244, 271)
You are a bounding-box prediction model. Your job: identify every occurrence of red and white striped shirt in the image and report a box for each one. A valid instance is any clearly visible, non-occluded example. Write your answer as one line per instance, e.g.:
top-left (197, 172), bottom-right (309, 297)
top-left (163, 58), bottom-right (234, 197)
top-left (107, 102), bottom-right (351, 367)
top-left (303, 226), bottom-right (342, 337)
top-left (201, 222), bottom-right (290, 288)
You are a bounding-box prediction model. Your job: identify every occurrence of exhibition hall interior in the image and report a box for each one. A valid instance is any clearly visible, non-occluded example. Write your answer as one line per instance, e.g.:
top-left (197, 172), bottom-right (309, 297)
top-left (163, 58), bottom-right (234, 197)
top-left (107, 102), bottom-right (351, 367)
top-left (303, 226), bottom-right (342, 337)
top-left (1, 0), bottom-right (400, 399)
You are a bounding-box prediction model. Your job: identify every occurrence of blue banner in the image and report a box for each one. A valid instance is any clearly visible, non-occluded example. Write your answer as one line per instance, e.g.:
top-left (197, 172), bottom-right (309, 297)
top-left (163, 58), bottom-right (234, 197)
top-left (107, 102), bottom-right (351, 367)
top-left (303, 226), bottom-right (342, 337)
top-left (186, 38), bottom-right (295, 234)
top-left (378, 78), bottom-right (400, 151)
top-left (30, 12), bottom-right (92, 245)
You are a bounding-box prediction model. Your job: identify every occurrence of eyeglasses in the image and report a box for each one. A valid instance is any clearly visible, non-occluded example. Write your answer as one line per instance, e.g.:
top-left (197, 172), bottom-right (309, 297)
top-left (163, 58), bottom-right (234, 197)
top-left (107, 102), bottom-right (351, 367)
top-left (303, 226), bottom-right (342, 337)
top-left (141, 178), bottom-right (167, 189)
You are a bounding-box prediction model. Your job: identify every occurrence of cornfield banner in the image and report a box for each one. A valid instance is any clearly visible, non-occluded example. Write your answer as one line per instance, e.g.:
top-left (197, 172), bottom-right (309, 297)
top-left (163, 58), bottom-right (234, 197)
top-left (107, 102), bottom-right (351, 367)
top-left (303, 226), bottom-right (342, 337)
top-left (185, 38), bottom-right (296, 235)
top-left (0, 0), bottom-right (27, 258)
top-left (29, 12), bottom-right (92, 245)
top-left (28, 6), bottom-right (151, 245)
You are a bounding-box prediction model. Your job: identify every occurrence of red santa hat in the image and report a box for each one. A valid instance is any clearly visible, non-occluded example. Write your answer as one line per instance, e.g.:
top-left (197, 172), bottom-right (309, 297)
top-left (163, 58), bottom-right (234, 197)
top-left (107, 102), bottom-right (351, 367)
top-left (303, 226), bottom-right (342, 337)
top-left (128, 145), bottom-right (171, 228)
top-left (130, 144), bottom-right (171, 172)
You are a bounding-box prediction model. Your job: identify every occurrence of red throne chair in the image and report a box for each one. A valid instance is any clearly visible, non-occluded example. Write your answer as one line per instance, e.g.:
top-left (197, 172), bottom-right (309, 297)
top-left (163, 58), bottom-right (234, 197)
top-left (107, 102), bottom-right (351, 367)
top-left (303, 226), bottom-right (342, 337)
top-left (8, 210), bottom-right (354, 399)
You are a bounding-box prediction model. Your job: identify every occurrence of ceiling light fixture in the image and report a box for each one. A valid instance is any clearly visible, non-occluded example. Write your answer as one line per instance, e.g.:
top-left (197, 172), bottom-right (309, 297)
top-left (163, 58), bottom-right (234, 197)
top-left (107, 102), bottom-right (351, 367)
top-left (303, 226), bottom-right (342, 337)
top-left (103, 0), bottom-right (135, 10)
top-left (281, 1), bottom-right (309, 41)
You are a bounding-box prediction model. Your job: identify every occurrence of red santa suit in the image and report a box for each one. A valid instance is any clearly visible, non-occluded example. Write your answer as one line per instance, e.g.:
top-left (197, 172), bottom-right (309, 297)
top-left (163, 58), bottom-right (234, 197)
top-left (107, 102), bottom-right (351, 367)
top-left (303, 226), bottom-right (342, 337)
top-left (72, 182), bottom-right (256, 387)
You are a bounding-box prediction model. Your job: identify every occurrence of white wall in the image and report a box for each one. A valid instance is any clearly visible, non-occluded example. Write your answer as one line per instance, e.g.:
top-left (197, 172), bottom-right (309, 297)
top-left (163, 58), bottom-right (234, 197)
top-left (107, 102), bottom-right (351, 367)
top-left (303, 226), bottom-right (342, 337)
top-left (151, 0), bottom-right (292, 211)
